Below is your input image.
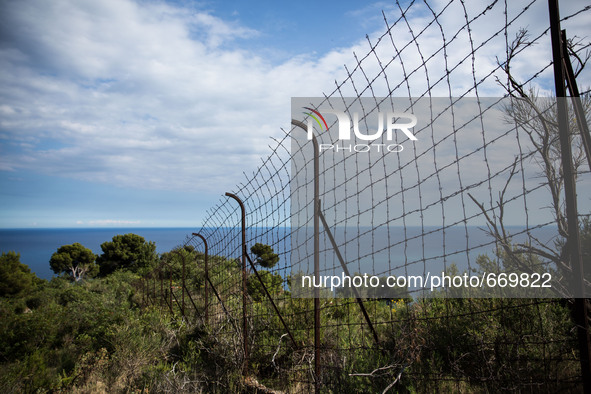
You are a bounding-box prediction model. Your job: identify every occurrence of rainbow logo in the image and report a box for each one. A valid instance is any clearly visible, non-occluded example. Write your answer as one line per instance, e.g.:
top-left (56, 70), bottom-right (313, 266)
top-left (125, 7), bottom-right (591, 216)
top-left (303, 107), bottom-right (329, 131)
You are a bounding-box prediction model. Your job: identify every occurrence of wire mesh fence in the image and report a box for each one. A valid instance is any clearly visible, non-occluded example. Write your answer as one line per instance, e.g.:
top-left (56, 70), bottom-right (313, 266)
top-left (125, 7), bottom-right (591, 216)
top-left (139, 0), bottom-right (591, 391)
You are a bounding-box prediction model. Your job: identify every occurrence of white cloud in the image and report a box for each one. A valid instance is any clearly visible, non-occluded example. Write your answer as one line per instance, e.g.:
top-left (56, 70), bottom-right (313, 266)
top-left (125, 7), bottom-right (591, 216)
top-left (86, 219), bottom-right (142, 226)
top-left (0, 0), bottom-right (356, 194)
top-left (0, 0), bottom-right (589, 201)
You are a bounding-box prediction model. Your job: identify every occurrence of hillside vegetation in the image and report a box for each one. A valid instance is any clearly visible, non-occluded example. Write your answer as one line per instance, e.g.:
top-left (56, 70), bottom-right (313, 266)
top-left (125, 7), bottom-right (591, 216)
top-left (0, 228), bottom-right (586, 392)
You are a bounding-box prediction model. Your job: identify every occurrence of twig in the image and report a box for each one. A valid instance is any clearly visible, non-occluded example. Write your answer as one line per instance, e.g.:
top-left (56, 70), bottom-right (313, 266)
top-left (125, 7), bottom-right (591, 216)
top-left (272, 333), bottom-right (288, 370)
top-left (382, 367), bottom-right (405, 394)
top-left (349, 363), bottom-right (399, 377)
top-left (349, 363), bottom-right (408, 393)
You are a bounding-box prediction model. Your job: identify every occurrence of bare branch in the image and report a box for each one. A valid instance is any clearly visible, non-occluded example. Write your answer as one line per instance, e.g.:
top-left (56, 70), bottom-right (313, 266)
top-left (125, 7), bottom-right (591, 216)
top-left (349, 363), bottom-right (400, 377)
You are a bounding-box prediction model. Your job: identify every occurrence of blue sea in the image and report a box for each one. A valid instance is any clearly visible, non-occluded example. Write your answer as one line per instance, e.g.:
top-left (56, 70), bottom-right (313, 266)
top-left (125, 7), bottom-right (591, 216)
top-left (0, 228), bottom-right (195, 279)
top-left (0, 226), bottom-right (559, 281)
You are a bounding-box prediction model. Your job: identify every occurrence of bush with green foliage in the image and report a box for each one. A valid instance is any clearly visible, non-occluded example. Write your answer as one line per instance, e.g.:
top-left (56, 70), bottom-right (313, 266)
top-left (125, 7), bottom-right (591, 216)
top-left (159, 246), bottom-right (204, 284)
top-left (97, 233), bottom-right (157, 276)
top-left (0, 270), bottom-right (183, 392)
top-left (49, 242), bottom-right (98, 282)
top-left (0, 251), bottom-right (42, 297)
top-left (246, 269), bottom-right (283, 302)
top-left (246, 243), bottom-right (283, 302)
top-left (250, 243), bottom-right (279, 268)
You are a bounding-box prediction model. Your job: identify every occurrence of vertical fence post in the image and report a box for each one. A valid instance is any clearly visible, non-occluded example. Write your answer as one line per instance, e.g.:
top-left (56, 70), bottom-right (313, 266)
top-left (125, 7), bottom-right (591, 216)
top-left (159, 268), bottom-right (164, 309)
top-left (153, 272), bottom-right (157, 306)
top-left (548, 0), bottom-right (591, 391)
top-left (141, 278), bottom-right (144, 305)
top-left (225, 192), bottom-right (249, 376)
top-left (560, 29), bottom-right (591, 171)
top-left (313, 136), bottom-right (321, 394)
top-left (193, 233), bottom-right (210, 326)
top-left (169, 264), bottom-right (174, 314)
top-left (292, 119), bottom-right (321, 392)
top-left (181, 252), bottom-right (186, 317)
top-left (149, 274), bottom-right (152, 305)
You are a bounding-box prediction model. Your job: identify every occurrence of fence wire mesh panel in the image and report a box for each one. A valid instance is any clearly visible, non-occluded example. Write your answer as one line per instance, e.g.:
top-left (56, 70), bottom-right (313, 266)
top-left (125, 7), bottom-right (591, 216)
top-left (139, 0), bottom-right (591, 392)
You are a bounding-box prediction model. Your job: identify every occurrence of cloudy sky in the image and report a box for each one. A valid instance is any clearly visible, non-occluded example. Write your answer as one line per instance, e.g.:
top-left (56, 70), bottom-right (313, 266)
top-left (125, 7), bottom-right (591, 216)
top-left (1, 0), bottom-right (589, 228)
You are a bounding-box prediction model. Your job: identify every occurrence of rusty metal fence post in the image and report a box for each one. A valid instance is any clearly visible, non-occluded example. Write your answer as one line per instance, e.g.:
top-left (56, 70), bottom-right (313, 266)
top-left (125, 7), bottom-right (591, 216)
top-left (225, 192), bottom-right (249, 376)
top-left (153, 271), bottom-right (157, 307)
top-left (192, 232), bottom-right (210, 326)
top-left (548, 0), bottom-right (591, 390)
top-left (560, 30), bottom-right (591, 172)
top-left (181, 250), bottom-right (185, 317)
top-left (191, 232), bottom-right (236, 331)
top-left (291, 119), bottom-right (321, 391)
top-left (159, 268), bottom-right (164, 309)
top-left (313, 135), bottom-right (321, 394)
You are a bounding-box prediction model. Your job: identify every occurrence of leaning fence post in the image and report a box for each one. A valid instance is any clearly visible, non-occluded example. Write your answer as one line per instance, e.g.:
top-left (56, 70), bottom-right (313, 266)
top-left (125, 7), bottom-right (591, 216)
top-left (169, 250), bottom-right (187, 318)
top-left (225, 192), bottom-right (249, 376)
top-left (318, 207), bottom-right (380, 346)
top-left (244, 252), bottom-right (298, 348)
top-left (192, 233), bottom-right (210, 326)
